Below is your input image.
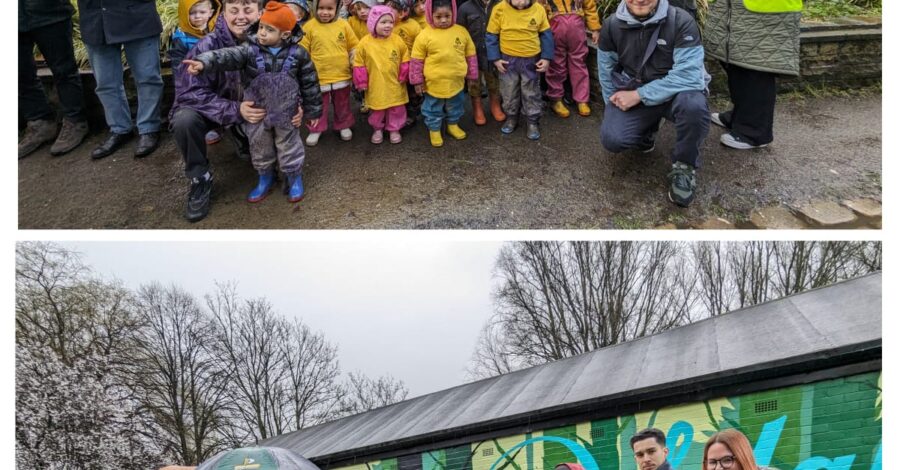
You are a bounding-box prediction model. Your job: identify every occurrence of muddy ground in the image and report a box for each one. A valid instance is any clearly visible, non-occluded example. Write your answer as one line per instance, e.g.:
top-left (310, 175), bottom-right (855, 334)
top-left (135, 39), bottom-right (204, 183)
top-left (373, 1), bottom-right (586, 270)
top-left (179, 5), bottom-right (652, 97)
top-left (18, 93), bottom-right (881, 229)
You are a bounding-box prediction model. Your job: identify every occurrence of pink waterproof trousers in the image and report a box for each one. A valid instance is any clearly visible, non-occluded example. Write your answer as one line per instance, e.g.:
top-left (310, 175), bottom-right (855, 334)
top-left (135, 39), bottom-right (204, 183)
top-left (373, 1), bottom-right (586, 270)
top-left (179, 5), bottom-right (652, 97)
top-left (545, 14), bottom-right (591, 104)
top-left (307, 86), bottom-right (355, 133)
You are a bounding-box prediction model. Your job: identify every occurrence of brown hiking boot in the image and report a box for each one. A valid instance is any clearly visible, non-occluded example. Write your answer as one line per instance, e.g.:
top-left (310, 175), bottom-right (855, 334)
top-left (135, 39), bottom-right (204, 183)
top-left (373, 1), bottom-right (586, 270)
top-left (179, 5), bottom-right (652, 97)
top-left (18, 119), bottom-right (57, 159)
top-left (50, 119), bottom-right (89, 156)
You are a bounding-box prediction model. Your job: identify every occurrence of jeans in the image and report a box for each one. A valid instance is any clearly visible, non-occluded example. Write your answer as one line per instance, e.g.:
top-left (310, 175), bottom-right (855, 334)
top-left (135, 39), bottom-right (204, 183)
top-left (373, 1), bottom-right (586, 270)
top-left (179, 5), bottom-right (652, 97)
top-left (19, 18), bottom-right (85, 122)
top-left (600, 90), bottom-right (710, 168)
top-left (86, 35), bottom-right (163, 134)
top-left (421, 91), bottom-right (467, 131)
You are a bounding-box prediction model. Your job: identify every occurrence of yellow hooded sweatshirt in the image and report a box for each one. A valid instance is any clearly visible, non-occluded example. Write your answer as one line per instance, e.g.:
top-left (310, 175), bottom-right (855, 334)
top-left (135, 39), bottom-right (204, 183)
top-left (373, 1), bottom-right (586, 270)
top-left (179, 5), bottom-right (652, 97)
top-left (177, 0), bottom-right (222, 37)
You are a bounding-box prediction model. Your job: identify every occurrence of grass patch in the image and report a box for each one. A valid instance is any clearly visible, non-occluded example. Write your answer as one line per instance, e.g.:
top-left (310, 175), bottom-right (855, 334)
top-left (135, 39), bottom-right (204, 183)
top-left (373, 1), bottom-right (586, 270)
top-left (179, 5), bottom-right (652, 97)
top-left (779, 82), bottom-right (881, 103)
top-left (612, 214), bottom-right (647, 230)
top-left (803, 0), bottom-right (881, 21)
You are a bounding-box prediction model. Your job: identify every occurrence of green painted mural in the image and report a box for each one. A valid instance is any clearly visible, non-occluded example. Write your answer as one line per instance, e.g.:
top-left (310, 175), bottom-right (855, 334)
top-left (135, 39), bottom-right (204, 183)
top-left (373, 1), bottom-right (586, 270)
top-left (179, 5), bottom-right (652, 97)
top-left (345, 372), bottom-right (881, 470)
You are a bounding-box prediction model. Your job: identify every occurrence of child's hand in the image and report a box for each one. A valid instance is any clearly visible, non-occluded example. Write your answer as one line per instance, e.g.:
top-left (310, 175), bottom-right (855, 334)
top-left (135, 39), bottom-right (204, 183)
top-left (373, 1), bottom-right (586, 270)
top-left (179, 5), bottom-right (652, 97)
top-left (414, 84), bottom-right (425, 96)
top-left (535, 59), bottom-right (550, 73)
top-left (182, 59), bottom-right (205, 75)
top-left (591, 30), bottom-right (601, 45)
top-left (292, 106), bottom-right (305, 127)
top-left (307, 118), bottom-right (320, 128)
top-left (494, 59), bottom-right (509, 74)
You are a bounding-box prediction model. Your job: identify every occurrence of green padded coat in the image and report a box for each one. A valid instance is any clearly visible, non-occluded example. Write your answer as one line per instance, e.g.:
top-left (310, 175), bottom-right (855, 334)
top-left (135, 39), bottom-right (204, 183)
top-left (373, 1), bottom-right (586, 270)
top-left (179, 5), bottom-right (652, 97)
top-left (703, 0), bottom-right (802, 76)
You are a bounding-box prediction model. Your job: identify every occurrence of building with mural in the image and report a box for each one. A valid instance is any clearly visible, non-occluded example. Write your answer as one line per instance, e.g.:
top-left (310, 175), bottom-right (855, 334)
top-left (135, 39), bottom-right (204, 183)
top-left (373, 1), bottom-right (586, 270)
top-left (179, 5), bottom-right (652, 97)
top-left (263, 274), bottom-right (882, 470)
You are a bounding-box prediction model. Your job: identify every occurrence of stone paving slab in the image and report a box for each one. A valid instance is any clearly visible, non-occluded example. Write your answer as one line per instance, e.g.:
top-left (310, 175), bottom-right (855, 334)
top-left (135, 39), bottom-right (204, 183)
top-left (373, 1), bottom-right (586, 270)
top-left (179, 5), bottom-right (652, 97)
top-left (842, 198), bottom-right (882, 218)
top-left (749, 206), bottom-right (809, 230)
top-left (793, 200), bottom-right (859, 227)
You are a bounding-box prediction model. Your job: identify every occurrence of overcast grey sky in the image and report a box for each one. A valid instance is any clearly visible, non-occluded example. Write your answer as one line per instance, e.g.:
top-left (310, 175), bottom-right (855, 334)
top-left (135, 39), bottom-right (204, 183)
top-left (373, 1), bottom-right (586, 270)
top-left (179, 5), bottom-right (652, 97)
top-left (61, 241), bottom-right (505, 398)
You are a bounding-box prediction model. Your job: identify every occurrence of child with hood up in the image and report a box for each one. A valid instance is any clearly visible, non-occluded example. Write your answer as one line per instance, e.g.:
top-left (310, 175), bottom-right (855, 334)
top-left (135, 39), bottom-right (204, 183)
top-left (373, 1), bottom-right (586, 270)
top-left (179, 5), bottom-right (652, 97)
top-left (300, 0), bottom-right (360, 145)
top-left (409, 0), bottom-right (478, 147)
top-left (486, 0), bottom-right (553, 140)
top-left (348, 0), bottom-right (376, 39)
top-left (352, 6), bottom-right (411, 144)
top-left (411, 0), bottom-right (428, 29)
top-left (385, 0), bottom-right (423, 128)
top-left (283, 0), bottom-right (312, 26)
top-left (184, 1), bottom-right (323, 204)
top-left (169, 0), bottom-right (222, 143)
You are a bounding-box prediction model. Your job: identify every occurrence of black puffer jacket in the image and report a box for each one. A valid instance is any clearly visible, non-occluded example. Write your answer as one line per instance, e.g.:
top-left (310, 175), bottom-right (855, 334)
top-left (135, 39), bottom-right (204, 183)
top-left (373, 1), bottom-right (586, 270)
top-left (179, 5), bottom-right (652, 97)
top-left (76, 0), bottom-right (162, 46)
top-left (19, 0), bottom-right (74, 32)
top-left (457, 0), bottom-right (500, 71)
top-left (194, 23), bottom-right (323, 120)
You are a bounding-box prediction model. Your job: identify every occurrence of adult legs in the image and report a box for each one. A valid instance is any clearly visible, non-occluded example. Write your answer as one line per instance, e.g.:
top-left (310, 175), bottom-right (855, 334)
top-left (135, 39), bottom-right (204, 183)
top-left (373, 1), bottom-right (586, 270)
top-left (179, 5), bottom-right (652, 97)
top-left (172, 108), bottom-right (215, 178)
top-left (19, 30), bottom-right (55, 122)
top-left (600, 103), bottom-right (667, 153)
top-left (664, 90), bottom-right (710, 168)
top-left (30, 18), bottom-right (85, 122)
top-left (85, 42), bottom-right (133, 134)
top-left (122, 35), bottom-right (163, 134)
top-left (721, 62), bottom-right (776, 145)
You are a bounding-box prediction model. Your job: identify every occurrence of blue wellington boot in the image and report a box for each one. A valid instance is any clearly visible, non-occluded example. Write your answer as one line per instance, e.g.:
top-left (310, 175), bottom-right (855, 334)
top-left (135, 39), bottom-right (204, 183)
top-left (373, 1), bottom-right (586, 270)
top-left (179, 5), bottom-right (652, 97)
top-left (287, 173), bottom-right (305, 203)
top-left (247, 171), bottom-right (275, 203)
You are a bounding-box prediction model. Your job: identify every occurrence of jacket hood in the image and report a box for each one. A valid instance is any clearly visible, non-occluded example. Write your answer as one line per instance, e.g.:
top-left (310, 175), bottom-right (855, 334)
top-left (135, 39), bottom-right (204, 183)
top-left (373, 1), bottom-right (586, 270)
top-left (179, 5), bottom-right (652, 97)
top-left (283, 0), bottom-right (311, 13)
top-left (424, 0), bottom-right (457, 27)
top-left (367, 5), bottom-right (396, 37)
top-left (350, 0), bottom-right (377, 8)
top-left (178, 0), bottom-right (222, 37)
top-left (247, 19), bottom-right (306, 44)
top-left (616, 0), bottom-right (669, 25)
top-left (210, 13), bottom-right (239, 46)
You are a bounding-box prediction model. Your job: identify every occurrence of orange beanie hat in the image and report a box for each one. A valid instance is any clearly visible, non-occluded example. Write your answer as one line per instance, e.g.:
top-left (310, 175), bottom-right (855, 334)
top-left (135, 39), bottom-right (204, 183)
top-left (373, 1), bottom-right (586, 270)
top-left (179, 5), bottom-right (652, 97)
top-left (260, 1), bottom-right (298, 32)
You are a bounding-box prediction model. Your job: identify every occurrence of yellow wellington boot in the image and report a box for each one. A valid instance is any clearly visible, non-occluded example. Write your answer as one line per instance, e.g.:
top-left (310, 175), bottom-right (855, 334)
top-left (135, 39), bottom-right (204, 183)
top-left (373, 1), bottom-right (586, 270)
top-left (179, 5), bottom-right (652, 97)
top-left (577, 102), bottom-right (591, 116)
top-left (447, 123), bottom-right (467, 140)
top-left (429, 130), bottom-right (444, 147)
top-left (551, 100), bottom-right (571, 118)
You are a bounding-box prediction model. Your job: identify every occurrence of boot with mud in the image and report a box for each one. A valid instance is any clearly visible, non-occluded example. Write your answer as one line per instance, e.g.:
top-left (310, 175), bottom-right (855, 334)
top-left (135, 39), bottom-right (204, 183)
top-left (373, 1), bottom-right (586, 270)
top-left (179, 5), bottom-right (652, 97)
top-left (50, 119), bottom-right (89, 156)
top-left (18, 119), bottom-right (58, 159)
top-left (551, 100), bottom-right (570, 118)
top-left (501, 116), bottom-right (517, 134)
top-left (429, 130), bottom-right (444, 147)
top-left (471, 97), bottom-right (487, 125)
top-left (447, 123), bottom-right (467, 140)
top-left (489, 92), bottom-right (506, 121)
top-left (247, 171), bottom-right (275, 203)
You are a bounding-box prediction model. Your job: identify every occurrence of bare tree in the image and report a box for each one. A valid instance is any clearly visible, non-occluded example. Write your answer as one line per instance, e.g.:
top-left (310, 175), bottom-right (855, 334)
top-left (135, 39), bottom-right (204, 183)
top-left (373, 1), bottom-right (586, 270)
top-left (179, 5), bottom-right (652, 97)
top-left (470, 241), bottom-right (698, 379)
top-left (131, 283), bottom-right (232, 465)
top-left (692, 241), bottom-right (734, 316)
top-left (340, 372), bottom-right (410, 415)
top-left (206, 283), bottom-right (346, 443)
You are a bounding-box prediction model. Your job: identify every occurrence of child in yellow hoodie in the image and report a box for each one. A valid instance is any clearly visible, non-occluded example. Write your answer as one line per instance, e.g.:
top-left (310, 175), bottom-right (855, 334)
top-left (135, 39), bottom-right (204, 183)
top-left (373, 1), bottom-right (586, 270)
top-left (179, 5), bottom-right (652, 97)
top-left (352, 6), bottom-right (411, 144)
top-left (410, 0), bottom-right (478, 147)
top-left (169, 0), bottom-right (221, 143)
top-left (385, 0), bottom-right (423, 128)
top-left (300, 0), bottom-right (360, 145)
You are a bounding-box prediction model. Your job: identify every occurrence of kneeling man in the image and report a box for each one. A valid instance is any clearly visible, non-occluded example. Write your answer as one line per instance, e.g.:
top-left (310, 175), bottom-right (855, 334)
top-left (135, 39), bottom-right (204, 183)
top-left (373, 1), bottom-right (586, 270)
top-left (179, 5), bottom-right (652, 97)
top-left (597, 0), bottom-right (709, 207)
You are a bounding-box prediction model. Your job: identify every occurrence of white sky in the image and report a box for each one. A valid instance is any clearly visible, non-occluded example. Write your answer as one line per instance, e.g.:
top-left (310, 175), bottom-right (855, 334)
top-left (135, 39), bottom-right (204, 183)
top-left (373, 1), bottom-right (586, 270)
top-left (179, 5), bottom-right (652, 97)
top-left (59, 241), bottom-right (504, 398)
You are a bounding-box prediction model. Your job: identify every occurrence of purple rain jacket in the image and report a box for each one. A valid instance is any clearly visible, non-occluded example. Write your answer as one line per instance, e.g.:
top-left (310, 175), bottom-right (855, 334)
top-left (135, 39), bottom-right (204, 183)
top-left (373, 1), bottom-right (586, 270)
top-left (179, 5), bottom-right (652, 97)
top-left (171, 15), bottom-right (245, 127)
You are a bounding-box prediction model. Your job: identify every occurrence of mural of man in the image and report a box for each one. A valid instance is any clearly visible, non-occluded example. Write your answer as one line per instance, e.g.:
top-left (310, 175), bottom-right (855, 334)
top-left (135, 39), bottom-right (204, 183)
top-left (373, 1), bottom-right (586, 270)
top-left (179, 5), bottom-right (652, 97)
top-left (630, 428), bottom-right (670, 470)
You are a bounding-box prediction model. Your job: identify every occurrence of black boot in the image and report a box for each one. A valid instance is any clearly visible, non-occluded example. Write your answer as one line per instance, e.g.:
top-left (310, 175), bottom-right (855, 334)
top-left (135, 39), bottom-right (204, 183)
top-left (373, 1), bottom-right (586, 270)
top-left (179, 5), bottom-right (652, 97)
top-left (185, 174), bottom-right (213, 222)
top-left (91, 131), bottom-right (132, 160)
top-left (135, 132), bottom-right (160, 158)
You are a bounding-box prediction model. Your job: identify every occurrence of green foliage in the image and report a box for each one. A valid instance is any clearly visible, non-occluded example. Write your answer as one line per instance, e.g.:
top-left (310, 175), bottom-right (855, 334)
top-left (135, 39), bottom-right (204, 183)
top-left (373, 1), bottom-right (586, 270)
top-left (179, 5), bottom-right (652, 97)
top-left (803, 0), bottom-right (881, 20)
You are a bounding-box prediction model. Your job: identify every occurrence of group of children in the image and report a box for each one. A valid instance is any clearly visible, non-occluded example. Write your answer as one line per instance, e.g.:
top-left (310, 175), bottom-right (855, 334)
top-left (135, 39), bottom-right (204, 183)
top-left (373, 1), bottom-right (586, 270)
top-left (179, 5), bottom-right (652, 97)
top-left (172, 0), bottom-right (600, 203)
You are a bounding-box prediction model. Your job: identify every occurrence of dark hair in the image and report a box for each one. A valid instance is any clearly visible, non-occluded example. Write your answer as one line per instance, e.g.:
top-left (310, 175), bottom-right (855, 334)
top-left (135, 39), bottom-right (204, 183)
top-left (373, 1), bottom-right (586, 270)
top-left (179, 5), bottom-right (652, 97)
top-left (432, 0), bottom-right (452, 10)
top-left (630, 428), bottom-right (666, 450)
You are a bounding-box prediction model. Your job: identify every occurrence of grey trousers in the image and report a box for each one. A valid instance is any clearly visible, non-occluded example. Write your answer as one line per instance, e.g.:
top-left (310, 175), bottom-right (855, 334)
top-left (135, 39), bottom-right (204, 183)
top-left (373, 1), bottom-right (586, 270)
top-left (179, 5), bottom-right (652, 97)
top-left (243, 122), bottom-right (306, 175)
top-left (499, 55), bottom-right (543, 123)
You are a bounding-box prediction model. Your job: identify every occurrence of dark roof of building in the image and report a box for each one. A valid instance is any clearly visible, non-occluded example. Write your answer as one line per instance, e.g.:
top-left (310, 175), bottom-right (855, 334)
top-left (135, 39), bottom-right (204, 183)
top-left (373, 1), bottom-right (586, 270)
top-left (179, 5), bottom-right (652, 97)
top-left (263, 273), bottom-right (882, 465)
